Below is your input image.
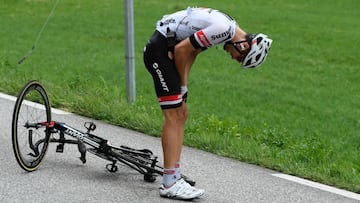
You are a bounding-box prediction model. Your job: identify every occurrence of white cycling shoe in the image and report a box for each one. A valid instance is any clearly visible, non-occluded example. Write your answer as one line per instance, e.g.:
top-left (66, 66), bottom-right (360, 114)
top-left (159, 178), bottom-right (205, 200)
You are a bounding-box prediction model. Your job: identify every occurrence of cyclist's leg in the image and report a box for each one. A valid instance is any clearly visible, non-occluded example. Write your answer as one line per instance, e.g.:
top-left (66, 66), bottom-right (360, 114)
top-left (144, 30), bottom-right (185, 185)
top-left (161, 103), bottom-right (187, 168)
top-left (144, 31), bottom-right (203, 199)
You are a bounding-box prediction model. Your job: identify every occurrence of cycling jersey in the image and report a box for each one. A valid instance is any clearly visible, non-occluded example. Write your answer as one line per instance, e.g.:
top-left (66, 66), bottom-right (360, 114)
top-left (156, 7), bottom-right (237, 49)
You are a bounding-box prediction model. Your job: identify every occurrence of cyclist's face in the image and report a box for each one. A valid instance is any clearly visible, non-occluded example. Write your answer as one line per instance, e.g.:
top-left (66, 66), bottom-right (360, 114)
top-left (224, 41), bottom-right (250, 63)
top-left (224, 44), bottom-right (244, 63)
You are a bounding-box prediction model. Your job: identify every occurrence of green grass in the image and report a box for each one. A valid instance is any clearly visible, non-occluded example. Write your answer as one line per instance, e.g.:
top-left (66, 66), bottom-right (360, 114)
top-left (1, 0), bottom-right (360, 193)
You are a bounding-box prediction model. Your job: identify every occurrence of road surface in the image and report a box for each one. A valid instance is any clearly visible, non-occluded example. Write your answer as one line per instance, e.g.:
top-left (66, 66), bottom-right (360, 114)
top-left (0, 92), bottom-right (359, 203)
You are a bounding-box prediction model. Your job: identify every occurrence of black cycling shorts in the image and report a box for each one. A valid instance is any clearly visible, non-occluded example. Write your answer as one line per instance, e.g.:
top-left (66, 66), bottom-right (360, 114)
top-left (143, 30), bottom-right (183, 109)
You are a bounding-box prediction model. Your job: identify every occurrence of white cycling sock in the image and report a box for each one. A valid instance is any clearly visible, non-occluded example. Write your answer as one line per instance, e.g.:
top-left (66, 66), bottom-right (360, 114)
top-left (163, 168), bottom-right (177, 188)
top-left (175, 162), bottom-right (181, 180)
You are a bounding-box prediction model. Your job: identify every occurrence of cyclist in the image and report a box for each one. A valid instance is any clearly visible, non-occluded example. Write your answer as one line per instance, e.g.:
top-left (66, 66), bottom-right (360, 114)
top-left (143, 7), bottom-right (272, 200)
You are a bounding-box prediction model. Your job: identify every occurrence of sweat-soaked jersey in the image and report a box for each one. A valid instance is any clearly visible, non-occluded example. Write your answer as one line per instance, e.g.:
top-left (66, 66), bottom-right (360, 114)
top-left (156, 7), bottom-right (237, 49)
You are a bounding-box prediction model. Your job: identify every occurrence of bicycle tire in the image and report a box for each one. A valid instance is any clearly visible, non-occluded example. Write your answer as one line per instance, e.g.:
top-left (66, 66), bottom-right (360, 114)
top-left (12, 80), bottom-right (52, 172)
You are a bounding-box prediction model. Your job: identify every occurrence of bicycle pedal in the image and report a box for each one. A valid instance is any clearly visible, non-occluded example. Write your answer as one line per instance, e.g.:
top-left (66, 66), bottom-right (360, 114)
top-left (106, 163), bottom-right (118, 173)
top-left (56, 144), bottom-right (64, 153)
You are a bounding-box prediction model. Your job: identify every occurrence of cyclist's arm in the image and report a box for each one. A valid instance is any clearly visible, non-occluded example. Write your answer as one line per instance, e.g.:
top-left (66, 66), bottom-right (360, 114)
top-left (174, 38), bottom-right (202, 86)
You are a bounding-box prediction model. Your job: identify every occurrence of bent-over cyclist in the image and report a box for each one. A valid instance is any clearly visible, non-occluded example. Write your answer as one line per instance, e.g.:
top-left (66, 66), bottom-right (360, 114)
top-left (143, 6), bottom-right (273, 200)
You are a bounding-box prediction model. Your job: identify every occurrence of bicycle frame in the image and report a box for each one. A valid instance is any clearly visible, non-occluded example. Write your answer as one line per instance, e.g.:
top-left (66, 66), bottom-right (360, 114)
top-left (29, 120), bottom-right (163, 180)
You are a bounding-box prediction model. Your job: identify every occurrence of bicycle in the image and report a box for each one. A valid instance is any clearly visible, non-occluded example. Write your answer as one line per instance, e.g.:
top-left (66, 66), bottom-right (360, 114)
top-left (11, 80), bottom-right (195, 185)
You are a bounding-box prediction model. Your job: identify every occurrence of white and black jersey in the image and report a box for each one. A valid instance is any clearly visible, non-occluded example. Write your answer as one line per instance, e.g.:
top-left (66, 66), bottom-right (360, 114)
top-left (156, 7), bottom-right (237, 49)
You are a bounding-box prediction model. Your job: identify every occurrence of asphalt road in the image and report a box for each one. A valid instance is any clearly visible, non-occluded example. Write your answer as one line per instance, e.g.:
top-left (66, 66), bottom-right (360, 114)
top-left (0, 92), bottom-right (359, 203)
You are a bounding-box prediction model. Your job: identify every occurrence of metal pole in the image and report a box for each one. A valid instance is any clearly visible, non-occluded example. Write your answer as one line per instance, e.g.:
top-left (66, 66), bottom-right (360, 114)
top-left (124, 0), bottom-right (136, 102)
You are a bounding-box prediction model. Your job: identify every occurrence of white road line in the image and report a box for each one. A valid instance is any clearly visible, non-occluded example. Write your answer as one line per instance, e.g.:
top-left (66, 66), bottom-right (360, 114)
top-left (0, 92), bottom-right (71, 115)
top-left (272, 173), bottom-right (360, 201)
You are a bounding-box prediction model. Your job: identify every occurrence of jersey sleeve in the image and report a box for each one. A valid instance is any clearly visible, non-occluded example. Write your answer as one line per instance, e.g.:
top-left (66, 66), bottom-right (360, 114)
top-left (189, 21), bottom-right (236, 49)
top-left (189, 31), bottom-right (209, 50)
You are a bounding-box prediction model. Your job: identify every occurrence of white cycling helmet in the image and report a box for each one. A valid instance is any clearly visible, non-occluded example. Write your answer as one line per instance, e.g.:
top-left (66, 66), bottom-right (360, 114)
top-left (242, 33), bottom-right (273, 68)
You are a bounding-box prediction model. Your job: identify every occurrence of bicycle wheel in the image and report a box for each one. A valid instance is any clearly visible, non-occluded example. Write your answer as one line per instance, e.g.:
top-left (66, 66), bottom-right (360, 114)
top-left (12, 80), bottom-right (52, 172)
